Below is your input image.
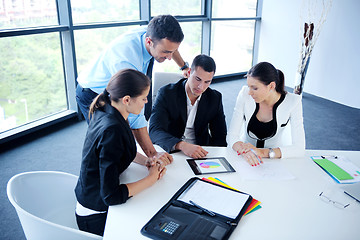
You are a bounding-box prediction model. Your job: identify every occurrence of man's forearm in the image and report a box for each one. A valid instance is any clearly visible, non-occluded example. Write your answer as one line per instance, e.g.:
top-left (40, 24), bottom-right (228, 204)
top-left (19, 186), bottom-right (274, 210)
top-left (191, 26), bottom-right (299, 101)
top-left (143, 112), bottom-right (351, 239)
top-left (172, 49), bottom-right (186, 68)
top-left (132, 127), bottom-right (157, 157)
top-left (133, 152), bottom-right (148, 166)
top-left (173, 50), bottom-right (189, 77)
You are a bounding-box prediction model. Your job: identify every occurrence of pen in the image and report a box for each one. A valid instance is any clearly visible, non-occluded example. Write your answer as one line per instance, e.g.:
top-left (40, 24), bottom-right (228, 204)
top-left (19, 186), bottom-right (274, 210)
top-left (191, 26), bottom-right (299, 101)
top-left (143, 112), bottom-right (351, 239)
top-left (321, 155), bottom-right (338, 159)
top-left (250, 149), bottom-right (262, 164)
top-left (189, 200), bottom-right (216, 217)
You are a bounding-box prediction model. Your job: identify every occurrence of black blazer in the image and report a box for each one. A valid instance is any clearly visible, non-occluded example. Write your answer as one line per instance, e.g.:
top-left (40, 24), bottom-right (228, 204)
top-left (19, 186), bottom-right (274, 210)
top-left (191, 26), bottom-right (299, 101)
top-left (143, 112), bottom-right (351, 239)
top-left (149, 78), bottom-right (227, 153)
top-left (75, 104), bottom-right (136, 211)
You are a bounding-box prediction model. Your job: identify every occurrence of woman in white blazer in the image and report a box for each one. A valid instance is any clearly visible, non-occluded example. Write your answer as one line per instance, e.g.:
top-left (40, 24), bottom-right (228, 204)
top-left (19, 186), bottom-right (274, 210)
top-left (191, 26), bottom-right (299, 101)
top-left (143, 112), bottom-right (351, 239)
top-left (227, 62), bottom-right (305, 166)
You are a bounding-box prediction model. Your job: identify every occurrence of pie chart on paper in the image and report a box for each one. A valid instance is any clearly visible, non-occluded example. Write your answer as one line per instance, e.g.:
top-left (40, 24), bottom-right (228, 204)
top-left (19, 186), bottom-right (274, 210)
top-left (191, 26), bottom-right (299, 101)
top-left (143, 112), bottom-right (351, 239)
top-left (200, 161), bottom-right (221, 169)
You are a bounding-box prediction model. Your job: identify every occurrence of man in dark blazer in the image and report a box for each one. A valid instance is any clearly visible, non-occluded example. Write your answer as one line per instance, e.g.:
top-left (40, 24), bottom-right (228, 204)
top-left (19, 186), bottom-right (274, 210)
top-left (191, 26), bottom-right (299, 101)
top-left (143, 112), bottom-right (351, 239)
top-left (149, 54), bottom-right (227, 158)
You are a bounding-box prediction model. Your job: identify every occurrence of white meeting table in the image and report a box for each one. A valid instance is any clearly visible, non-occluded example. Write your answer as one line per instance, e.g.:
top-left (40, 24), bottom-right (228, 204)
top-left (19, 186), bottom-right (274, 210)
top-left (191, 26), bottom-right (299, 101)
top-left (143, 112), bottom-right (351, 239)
top-left (103, 147), bottom-right (360, 240)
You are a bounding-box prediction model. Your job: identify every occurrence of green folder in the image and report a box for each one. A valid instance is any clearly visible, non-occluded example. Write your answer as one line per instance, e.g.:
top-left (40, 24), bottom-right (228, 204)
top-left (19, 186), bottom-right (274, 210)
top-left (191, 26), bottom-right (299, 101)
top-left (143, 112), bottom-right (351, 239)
top-left (313, 158), bottom-right (353, 180)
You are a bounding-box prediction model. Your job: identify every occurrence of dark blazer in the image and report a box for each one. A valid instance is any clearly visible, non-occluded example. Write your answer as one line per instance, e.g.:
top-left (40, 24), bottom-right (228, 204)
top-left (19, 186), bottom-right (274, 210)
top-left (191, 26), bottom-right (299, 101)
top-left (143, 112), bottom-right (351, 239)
top-left (75, 103), bottom-right (136, 211)
top-left (149, 78), bottom-right (227, 153)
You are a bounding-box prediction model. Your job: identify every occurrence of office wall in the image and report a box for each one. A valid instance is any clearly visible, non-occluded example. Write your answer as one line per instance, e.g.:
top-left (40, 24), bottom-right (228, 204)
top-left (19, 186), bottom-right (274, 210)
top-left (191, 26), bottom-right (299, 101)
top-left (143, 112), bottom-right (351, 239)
top-left (256, 0), bottom-right (360, 109)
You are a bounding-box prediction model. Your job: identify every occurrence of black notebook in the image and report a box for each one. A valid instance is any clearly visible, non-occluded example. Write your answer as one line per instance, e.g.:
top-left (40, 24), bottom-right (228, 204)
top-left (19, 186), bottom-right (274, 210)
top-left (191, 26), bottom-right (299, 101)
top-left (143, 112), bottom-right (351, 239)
top-left (141, 177), bottom-right (253, 240)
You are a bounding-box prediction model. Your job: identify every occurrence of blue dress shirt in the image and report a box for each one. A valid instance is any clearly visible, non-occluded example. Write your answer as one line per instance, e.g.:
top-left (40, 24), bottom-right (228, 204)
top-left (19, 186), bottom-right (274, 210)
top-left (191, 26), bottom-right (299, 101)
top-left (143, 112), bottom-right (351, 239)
top-left (77, 27), bottom-right (152, 129)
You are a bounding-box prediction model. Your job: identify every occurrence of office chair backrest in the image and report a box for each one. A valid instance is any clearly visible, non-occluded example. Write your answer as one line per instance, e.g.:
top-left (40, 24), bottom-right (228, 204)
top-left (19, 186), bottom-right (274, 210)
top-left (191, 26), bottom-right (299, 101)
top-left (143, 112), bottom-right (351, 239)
top-left (152, 72), bottom-right (183, 104)
top-left (7, 171), bottom-right (102, 240)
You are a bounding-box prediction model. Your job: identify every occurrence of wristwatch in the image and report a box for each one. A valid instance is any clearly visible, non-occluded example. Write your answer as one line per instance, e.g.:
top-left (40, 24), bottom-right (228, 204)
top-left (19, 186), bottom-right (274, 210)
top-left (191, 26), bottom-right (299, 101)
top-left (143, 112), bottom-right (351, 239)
top-left (180, 61), bottom-right (189, 70)
top-left (269, 148), bottom-right (275, 158)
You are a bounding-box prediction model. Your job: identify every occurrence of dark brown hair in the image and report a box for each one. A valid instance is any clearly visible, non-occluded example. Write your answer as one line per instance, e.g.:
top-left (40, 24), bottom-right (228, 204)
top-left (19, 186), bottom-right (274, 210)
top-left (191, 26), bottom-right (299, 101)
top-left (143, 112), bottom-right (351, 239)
top-left (89, 69), bottom-right (150, 118)
top-left (190, 54), bottom-right (216, 74)
top-left (247, 62), bottom-right (287, 95)
top-left (145, 15), bottom-right (184, 44)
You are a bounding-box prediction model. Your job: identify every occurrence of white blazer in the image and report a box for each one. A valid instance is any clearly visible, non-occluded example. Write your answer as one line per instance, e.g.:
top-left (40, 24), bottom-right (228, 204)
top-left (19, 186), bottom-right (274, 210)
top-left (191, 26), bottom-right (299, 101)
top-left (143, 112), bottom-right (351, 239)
top-left (227, 86), bottom-right (305, 158)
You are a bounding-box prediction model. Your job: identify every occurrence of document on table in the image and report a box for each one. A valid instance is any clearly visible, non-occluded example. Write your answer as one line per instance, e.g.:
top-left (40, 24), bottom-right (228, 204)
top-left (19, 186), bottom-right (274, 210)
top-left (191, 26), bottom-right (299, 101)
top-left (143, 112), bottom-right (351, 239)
top-left (177, 179), bottom-right (250, 219)
top-left (312, 155), bottom-right (360, 184)
top-left (234, 161), bottom-right (295, 181)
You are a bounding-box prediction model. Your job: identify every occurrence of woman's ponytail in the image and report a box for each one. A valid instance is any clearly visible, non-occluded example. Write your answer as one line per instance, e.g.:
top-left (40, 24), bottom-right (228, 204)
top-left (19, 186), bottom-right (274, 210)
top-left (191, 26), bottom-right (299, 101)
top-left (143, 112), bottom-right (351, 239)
top-left (88, 89), bottom-right (111, 120)
top-left (276, 69), bottom-right (286, 95)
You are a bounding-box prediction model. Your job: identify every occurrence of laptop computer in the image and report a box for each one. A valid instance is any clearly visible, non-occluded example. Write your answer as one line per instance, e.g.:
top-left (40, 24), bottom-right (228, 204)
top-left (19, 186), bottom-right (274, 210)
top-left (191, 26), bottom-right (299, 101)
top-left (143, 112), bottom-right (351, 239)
top-left (342, 183), bottom-right (360, 203)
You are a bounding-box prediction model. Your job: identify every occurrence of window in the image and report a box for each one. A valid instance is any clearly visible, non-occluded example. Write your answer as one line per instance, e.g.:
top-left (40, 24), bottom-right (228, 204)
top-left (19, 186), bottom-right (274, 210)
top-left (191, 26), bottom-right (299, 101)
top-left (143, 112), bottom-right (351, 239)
top-left (0, 34), bottom-right (66, 133)
top-left (0, 0), bottom-right (71, 137)
top-left (71, 0), bottom-right (139, 24)
top-left (151, 0), bottom-right (202, 16)
top-left (211, 20), bottom-right (256, 75)
top-left (212, 0), bottom-right (257, 18)
top-left (0, 0), bottom-right (57, 30)
top-left (74, 26), bottom-right (136, 74)
top-left (0, 0), bottom-right (260, 143)
top-left (153, 21), bottom-right (202, 73)
top-left (210, 0), bottom-right (259, 75)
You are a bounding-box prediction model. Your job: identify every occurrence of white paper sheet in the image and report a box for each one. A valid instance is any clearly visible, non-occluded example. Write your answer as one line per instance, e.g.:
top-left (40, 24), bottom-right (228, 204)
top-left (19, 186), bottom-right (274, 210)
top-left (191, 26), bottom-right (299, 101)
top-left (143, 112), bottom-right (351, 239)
top-left (177, 179), bottom-right (250, 219)
top-left (234, 160), bottom-right (295, 181)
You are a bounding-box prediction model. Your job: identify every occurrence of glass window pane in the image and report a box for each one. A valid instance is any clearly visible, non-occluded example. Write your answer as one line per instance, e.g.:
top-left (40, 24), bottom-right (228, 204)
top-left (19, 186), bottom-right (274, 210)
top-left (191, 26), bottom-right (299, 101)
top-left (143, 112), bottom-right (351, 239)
top-left (74, 26), bottom-right (137, 74)
top-left (75, 22), bottom-right (201, 75)
top-left (151, 0), bottom-right (201, 16)
top-left (0, 33), bottom-right (67, 133)
top-left (0, 0), bottom-right (58, 30)
top-left (211, 20), bottom-right (255, 75)
top-left (153, 22), bottom-right (202, 73)
top-left (212, 0), bottom-right (257, 18)
top-left (71, 0), bottom-right (139, 24)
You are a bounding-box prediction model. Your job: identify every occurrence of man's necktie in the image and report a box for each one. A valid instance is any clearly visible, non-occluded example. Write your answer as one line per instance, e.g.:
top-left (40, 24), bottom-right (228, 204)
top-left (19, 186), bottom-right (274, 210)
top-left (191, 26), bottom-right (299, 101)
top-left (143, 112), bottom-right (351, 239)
top-left (144, 57), bottom-right (154, 121)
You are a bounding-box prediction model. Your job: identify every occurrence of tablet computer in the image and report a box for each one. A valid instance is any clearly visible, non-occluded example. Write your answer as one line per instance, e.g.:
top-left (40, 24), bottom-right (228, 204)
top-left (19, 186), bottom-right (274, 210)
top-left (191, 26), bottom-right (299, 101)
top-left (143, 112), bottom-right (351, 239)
top-left (186, 157), bottom-right (235, 175)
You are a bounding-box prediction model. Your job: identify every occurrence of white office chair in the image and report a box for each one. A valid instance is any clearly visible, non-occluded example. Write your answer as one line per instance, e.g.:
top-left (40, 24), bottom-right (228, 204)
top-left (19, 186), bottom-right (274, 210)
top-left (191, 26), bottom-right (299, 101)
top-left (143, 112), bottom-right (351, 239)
top-left (152, 72), bottom-right (183, 104)
top-left (7, 171), bottom-right (102, 240)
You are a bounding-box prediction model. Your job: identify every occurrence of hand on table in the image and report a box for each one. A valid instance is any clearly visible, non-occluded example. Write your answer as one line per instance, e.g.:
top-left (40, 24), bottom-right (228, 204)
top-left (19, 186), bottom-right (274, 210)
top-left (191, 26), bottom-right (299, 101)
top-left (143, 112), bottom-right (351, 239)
top-left (241, 150), bottom-right (263, 167)
top-left (233, 141), bottom-right (263, 167)
top-left (176, 141), bottom-right (208, 158)
top-left (233, 141), bottom-right (256, 154)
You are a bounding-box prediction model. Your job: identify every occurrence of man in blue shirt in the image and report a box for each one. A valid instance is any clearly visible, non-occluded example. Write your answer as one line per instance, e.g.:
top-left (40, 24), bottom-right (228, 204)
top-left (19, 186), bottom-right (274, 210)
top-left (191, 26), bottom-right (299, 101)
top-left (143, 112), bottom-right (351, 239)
top-left (76, 15), bottom-right (188, 163)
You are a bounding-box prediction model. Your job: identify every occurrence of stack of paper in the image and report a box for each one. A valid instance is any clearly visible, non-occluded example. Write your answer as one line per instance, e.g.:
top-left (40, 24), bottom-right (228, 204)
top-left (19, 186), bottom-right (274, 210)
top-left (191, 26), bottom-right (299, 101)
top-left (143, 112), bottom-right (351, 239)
top-left (178, 179), bottom-right (250, 219)
top-left (201, 177), bottom-right (261, 215)
top-left (311, 155), bottom-right (360, 184)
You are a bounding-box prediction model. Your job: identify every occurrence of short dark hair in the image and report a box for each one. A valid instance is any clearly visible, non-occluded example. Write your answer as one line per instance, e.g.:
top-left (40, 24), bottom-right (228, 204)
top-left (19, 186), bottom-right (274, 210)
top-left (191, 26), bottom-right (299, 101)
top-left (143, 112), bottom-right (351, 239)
top-left (146, 15), bottom-right (184, 44)
top-left (191, 54), bottom-right (216, 74)
top-left (247, 62), bottom-right (287, 95)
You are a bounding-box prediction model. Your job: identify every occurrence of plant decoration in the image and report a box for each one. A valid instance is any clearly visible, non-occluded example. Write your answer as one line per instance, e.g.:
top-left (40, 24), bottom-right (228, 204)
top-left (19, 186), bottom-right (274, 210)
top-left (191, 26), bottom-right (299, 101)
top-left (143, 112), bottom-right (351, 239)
top-left (294, 0), bottom-right (332, 95)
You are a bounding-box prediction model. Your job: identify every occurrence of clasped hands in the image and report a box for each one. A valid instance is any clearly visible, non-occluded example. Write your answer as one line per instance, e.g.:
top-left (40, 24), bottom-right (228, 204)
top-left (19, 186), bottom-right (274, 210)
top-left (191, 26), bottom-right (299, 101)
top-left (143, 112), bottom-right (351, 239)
top-left (233, 141), bottom-right (264, 167)
top-left (145, 152), bottom-right (173, 180)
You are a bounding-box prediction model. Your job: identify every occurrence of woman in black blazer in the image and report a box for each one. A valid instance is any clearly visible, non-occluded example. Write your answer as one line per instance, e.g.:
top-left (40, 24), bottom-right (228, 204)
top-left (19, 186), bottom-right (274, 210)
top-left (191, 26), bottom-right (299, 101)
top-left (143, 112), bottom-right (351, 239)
top-left (75, 69), bottom-right (166, 236)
